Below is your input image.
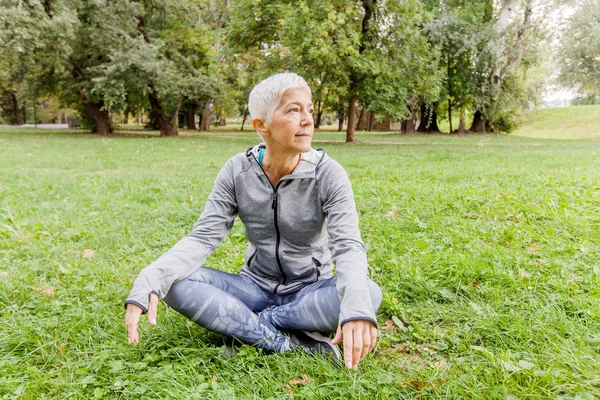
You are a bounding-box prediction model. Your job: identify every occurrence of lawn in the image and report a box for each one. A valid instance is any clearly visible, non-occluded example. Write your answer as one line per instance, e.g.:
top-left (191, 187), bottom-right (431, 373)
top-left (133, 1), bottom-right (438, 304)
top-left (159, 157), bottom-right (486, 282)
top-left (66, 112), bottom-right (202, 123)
top-left (511, 105), bottom-right (600, 140)
top-left (1, 127), bottom-right (599, 399)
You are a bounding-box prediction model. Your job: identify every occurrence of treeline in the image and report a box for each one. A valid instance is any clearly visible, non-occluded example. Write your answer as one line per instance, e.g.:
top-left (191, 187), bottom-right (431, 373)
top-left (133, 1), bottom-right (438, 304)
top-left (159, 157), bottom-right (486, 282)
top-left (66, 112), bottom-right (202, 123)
top-left (0, 0), bottom-right (590, 141)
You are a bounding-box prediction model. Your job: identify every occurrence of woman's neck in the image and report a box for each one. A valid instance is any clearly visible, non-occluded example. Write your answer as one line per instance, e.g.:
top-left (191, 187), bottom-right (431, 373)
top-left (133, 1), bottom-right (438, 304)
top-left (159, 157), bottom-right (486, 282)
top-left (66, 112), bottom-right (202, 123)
top-left (262, 148), bottom-right (300, 186)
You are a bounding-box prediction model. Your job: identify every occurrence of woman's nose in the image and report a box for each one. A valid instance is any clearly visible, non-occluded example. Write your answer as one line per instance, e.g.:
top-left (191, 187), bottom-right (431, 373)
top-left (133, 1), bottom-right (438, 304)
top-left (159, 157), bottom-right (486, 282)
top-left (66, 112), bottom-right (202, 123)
top-left (301, 111), bottom-right (313, 126)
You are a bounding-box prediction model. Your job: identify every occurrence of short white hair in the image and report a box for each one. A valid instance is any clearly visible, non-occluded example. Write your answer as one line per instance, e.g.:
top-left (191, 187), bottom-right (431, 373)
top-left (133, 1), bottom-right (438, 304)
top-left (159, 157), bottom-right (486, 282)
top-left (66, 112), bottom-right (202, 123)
top-left (248, 72), bottom-right (311, 124)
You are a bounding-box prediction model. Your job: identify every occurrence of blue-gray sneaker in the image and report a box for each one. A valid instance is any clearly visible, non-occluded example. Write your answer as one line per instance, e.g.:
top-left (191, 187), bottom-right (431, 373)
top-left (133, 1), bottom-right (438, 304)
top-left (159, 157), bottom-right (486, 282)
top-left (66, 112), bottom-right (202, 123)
top-left (290, 330), bottom-right (341, 361)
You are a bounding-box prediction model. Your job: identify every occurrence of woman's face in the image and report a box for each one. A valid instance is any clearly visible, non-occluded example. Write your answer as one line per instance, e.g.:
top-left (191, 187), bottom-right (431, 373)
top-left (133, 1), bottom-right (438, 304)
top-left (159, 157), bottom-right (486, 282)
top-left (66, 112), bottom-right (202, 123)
top-left (265, 86), bottom-right (314, 155)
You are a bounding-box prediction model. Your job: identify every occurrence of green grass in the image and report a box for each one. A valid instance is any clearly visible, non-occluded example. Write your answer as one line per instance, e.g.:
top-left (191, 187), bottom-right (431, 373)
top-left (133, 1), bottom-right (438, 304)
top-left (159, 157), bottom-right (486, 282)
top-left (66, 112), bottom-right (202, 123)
top-left (512, 105), bottom-right (600, 139)
top-left (1, 127), bottom-right (599, 399)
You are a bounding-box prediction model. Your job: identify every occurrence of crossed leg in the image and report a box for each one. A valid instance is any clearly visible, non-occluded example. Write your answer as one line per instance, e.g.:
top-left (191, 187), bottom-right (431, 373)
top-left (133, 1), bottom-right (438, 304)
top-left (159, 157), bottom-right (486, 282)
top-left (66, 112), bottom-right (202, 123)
top-left (164, 266), bottom-right (382, 353)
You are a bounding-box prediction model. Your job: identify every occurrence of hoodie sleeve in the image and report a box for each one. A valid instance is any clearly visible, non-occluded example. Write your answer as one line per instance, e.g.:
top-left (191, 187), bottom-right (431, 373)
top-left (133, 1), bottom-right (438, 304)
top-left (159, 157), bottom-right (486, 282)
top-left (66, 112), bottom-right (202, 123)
top-left (124, 158), bottom-right (238, 313)
top-left (319, 159), bottom-right (377, 328)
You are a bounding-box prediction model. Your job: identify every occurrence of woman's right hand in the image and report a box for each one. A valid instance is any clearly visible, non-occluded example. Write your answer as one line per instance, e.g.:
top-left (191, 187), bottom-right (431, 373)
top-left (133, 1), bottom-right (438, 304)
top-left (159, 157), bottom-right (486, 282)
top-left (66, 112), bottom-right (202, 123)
top-left (125, 293), bottom-right (159, 344)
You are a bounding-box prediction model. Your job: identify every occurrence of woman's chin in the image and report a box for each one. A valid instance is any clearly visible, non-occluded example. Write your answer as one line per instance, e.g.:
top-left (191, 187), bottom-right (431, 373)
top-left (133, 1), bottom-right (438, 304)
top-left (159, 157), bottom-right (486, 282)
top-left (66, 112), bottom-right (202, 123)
top-left (295, 137), bottom-right (312, 152)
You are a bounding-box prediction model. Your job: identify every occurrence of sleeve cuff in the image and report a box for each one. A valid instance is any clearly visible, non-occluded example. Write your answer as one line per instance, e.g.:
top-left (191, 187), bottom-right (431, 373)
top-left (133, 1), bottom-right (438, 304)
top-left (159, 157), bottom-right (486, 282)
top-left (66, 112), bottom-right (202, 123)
top-left (124, 291), bottom-right (159, 314)
top-left (123, 300), bottom-right (148, 314)
top-left (340, 317), bottom-right (378, 328)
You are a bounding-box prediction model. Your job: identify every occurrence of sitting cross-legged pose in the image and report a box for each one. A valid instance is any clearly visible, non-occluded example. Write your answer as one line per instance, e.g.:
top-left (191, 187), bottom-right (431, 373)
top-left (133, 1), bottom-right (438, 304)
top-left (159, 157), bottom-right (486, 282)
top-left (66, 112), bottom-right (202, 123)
top-left (124, 72), bottom-right (382, 369)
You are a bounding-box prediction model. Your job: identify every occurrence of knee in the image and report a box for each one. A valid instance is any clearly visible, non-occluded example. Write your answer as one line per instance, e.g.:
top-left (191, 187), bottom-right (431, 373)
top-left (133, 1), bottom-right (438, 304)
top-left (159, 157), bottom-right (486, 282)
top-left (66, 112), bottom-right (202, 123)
top-left (164, 267), bottom-right (212, 308)
top-left (368, 280), bottom-right (383, 312)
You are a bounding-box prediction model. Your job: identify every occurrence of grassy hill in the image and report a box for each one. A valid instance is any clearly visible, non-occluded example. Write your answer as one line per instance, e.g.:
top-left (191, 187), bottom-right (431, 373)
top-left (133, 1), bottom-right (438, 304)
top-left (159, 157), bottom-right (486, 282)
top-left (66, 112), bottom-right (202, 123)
top-left (512, 104), bottom-right (600, 139)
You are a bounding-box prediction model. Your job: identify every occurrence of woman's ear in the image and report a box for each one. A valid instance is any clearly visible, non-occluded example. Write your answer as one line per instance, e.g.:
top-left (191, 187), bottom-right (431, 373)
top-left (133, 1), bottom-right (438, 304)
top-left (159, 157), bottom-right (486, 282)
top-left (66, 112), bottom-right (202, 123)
top-left (252, 117), bottom-right (268, 138)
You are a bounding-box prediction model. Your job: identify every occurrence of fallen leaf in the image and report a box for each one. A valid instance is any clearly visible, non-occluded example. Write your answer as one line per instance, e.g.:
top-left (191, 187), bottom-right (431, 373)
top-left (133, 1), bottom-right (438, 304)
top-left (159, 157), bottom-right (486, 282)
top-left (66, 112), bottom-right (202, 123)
top-left (527, 243), bottom-right (540, 253)
top-left (471, 281), bottom-right (480, 287)
top-left (422, 346), bottom-right (436, 355)
top-left (32, 286), bottom-right (55, 297)
top-left (0, 271), bottom-right (8, 279)
top-left (382, 319), bottom-right (395, 331)
top-left (82, 249), bottom-right (95, 259)
top-left (212, 375), bottom-right (218, 382)
top-left (384, 210), bottom-right (402, 219)
top-left (21, 221), bottom-right (30, 226)
top-left (288, 374), bottom-right (312, 386)
top-left (67, 249), bottom-right (76, 255)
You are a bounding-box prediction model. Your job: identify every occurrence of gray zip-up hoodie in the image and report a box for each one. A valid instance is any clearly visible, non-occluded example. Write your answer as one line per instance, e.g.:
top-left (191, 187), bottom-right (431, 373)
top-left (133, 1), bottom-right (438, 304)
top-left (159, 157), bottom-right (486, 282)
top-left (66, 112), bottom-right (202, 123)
top-left (125, 144), bottom-right (376, 327)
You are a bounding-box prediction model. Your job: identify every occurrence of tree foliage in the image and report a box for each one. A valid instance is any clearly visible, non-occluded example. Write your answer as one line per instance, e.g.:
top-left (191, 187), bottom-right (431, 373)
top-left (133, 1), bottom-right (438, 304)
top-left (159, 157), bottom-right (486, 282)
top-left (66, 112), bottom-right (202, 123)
top-left (0, 0), bottom-right (552, 134)
top-left (558, 0), bottom-right (600, 104)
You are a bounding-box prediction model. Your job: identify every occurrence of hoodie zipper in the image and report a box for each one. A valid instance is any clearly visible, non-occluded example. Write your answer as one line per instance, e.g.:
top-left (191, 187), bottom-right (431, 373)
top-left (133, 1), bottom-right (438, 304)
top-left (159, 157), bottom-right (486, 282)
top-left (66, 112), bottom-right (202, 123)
top-left (272, 184), bottom-right (286, 294)
top-left (250, 151), bottom-right (287, 293)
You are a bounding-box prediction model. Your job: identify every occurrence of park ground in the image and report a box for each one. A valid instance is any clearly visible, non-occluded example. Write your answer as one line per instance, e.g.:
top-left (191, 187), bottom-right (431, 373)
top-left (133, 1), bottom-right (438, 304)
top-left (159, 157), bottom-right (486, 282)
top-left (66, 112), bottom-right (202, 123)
top-left (0, 106), bottom-right (599, 399)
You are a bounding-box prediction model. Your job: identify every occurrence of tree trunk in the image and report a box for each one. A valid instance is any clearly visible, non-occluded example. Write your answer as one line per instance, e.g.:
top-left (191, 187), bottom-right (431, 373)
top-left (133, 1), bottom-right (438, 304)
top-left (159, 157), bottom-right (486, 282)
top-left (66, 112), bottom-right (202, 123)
top-left (448, 99), bottom-right (453, 133)
top-left (355, 106), bottom-right (364, 130)
top-left (148, 91), bottom-right (177, 137)
top-left (337, 108), bottom-right (344, 131)
top-left (346, 93), bottom-right (358, 143)
top-left (345, 0), bottom-right (376, 143)
top-left (172, 96), bottom-right (183, 134)
top-left (457, 108), bottom-right (467, 133)
top-left (404, 117), bottom-right (417, 133)
top-left (22, 99), bottom-right (27, 124)
top-left (315, 99), bottom-right (322, 129)
top-left (492, 0), bottom-right (534, 90)
top-left (85, 101), bottom-right (112, 135)
top-left (187, 98), bottom-right (197, 129)
top-left (470, 110), bottom-right (487, 132)
top-left (368, 112), bottom-right (374, 131)
top-left (200, 101), bottom-right (213, 131)
top-left (241, 107), bottom-right (249, 131)
top-left (9, 92), bottom-right (21, 125)
top-left (417, 102), bottom-right (440, 133)
top-left (457, 117), bottom-right (467, 134)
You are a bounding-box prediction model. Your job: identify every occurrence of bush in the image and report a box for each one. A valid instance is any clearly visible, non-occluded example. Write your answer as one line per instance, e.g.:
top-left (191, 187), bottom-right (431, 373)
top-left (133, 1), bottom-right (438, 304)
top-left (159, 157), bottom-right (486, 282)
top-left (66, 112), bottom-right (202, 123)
top-left (491, 112), bottom-right (517, 133)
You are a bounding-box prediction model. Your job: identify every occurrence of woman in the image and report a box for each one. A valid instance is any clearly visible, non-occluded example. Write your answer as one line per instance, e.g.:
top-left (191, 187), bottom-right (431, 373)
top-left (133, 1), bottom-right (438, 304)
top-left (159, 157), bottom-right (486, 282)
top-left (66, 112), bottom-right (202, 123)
top-left (124, 73), bottom-right (382, 369)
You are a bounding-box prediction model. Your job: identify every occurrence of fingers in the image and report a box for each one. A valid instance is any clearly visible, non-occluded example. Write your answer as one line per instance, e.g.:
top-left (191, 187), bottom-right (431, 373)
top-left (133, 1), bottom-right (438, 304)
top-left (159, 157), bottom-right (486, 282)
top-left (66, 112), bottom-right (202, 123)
top-left (147, 293), bottom-right (159, 325)
top-left (370, 324), bottom-right (378, 352)
top-left (332, 324), bottom-right (343, 345)
top-left (339, 320), bottom-right (378, 369)
top-left (125, 304), bottom-right (142, 344)
top-left (360, 324), bottom-right (371, 361)
top-left (351, 327), bottom-right (362, 370)
top-left (342, 324), bottom-right (354, 369)
top-left (125, 295), bottom-right (159, 345)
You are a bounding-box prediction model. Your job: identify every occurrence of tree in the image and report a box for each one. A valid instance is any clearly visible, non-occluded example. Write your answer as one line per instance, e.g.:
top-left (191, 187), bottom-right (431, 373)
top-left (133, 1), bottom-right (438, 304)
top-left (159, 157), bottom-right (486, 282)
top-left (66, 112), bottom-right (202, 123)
top-left (0, 0), bottom-right (73, 126)
top-left (558, 0), bottom-right (600, 104)
top-left (92, 0), bottom-right (221, 137)
top-left (228, 0), bottom-right (436, 142)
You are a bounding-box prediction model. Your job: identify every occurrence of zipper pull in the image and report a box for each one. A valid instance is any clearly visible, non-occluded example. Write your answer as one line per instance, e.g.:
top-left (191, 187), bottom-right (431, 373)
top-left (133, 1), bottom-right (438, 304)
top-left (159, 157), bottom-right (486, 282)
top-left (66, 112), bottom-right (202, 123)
top-left (272, 193), bottom-right (277, 209)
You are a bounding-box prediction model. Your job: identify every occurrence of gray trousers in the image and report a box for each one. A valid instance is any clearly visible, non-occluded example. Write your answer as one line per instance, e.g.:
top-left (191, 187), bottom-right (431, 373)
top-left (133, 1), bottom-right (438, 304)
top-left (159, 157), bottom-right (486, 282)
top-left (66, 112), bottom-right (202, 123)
top-left (164, 266), bottom-right (382, 353)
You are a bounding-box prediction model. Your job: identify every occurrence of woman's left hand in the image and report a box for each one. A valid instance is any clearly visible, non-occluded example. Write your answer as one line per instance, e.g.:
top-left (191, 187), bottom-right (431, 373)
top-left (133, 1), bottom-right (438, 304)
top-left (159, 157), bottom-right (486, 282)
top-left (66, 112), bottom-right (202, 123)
top-left (332, 320), bottom-right (377, 369)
